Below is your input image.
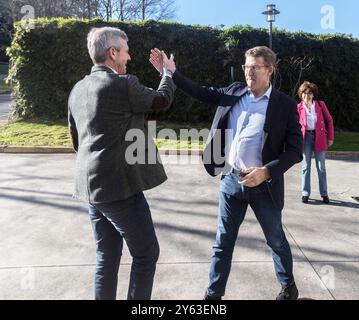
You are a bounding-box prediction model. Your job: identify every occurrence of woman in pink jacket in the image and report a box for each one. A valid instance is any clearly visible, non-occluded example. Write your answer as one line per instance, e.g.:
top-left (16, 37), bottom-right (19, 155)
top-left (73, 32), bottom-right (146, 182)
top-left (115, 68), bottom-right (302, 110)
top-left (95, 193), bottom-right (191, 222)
top-left (297, 81), bottom-right (334, 204)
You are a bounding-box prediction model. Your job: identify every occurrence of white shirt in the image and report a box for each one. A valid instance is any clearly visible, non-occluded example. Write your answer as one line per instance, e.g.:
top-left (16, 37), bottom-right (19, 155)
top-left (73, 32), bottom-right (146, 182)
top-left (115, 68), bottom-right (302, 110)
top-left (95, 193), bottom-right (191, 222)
top-left (304, 102), bottom-right (317, 130)
top-left (226, 85), bottom-right (272, 170)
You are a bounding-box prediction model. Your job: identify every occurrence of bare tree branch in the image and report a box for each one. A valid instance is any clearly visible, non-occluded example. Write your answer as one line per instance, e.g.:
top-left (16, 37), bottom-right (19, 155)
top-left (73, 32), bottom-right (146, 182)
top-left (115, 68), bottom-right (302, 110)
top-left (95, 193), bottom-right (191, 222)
top-left (133, 0), bottom-right (177, 20)
top-left (275, 56), bottom-right (315, 98)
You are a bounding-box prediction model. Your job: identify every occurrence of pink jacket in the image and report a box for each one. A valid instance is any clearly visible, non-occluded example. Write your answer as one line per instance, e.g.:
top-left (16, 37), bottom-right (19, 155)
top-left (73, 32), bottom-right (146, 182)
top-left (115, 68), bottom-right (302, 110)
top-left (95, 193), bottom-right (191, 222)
top-left (297, 100), bottom-right (334, 152)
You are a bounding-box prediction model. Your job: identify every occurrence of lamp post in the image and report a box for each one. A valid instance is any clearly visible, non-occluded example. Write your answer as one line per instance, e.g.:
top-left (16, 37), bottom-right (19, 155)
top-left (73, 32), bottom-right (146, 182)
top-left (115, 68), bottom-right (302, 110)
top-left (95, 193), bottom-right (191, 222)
top-left (262, 4), bottom-right (280, 49)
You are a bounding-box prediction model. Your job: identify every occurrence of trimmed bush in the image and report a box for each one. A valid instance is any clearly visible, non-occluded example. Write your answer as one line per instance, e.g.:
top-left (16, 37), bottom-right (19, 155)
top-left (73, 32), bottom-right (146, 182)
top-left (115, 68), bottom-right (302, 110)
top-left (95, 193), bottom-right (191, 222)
top-left (222, 26), bottom-right (359, 130)
top-left (6, 19), bottom-right (359, 130)
top-left (7, 19), bottom-right (228, 123)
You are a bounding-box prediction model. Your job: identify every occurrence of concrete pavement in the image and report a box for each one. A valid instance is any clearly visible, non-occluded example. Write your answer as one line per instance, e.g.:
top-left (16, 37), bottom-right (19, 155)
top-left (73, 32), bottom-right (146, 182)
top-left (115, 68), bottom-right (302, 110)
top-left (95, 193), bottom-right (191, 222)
top-left (0, 154), bottom-right (358, 300)
top-left (0, 94), bottom-right (12, 125)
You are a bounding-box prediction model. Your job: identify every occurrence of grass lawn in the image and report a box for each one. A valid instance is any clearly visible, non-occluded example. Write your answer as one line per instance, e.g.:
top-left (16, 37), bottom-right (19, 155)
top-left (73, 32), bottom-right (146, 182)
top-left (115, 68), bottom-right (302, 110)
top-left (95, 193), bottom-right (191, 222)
top-left (0, 80), bottom-right (11, 94)
top-left (330, 131), bottom-right (359, 152)
top-left (0, 119), bottom-right (358, 152)
top-left (0, 120), bottom-right (71, 146)
top-left (0, 120), bottom-right (209, 149)
top-left (155, 121), bottom-right (209, 150)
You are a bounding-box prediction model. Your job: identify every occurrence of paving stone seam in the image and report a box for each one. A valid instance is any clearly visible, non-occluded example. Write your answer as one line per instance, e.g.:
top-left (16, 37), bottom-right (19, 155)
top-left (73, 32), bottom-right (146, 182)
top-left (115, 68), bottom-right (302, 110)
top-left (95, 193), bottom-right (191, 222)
top-left (283, 224), bottom-right (337, 300)
top-left (2, 260), bottom-right (358, 271)
top-left (0, 146), bottom-right (359, 159)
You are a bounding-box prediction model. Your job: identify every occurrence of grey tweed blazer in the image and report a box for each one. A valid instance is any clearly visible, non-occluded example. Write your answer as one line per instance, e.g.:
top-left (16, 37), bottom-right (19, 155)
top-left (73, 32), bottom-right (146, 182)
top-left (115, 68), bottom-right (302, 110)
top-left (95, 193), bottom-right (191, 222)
top-left (68, 65), bottom-right (175, 203)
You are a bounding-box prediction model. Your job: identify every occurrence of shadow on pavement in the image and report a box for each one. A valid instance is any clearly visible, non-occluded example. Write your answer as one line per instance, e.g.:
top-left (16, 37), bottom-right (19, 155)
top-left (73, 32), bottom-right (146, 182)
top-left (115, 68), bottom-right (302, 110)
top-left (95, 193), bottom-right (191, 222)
top-left (306, 199), bottom-right (359, 209)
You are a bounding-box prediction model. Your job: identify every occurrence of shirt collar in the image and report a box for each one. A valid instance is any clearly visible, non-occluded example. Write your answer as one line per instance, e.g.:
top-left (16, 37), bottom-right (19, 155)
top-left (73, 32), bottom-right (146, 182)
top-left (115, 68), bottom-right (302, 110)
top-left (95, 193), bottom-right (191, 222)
top-left (107, 66), bottom-right (118, 74)
top-left (248, 84), bottom-right (272, 101)
top-left (92, 65), bottom-right (118, 74)
top-left (303, 102), bottom-right (315, 112)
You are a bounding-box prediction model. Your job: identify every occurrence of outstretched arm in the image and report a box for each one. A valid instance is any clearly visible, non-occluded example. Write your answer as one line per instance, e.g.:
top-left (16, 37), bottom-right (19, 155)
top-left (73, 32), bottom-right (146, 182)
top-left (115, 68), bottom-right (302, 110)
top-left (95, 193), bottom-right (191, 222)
top-left (150, 48), bottom-right (232, 106)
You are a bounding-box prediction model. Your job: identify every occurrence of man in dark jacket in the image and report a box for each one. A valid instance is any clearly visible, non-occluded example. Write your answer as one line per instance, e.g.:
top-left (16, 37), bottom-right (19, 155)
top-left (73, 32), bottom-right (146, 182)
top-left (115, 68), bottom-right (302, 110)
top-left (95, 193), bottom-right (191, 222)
top-left (68, 27), bottom-right (176, 300)
top-left (150, 46), bottom-right (302, 300)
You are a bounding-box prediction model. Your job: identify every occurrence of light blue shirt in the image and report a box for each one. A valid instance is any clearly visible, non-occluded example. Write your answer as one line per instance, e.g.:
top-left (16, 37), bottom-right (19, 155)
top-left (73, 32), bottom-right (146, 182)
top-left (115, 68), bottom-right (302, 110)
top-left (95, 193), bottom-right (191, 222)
top-left (226, 85), bottom-right (272, 170)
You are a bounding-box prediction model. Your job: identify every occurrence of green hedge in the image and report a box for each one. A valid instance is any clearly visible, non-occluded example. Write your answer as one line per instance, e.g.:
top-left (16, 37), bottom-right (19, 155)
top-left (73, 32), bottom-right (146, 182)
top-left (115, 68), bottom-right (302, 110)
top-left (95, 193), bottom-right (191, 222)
top-left (222, 26), bottom-right (359, 131)
top-left (6, 19), bottom-right (359, 130)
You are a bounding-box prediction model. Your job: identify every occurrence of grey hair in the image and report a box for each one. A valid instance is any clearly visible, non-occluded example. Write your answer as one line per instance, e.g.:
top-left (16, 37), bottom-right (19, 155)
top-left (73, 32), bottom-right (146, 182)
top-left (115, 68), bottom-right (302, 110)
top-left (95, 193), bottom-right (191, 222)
top-left (87, 27), bottom-right (128, 64)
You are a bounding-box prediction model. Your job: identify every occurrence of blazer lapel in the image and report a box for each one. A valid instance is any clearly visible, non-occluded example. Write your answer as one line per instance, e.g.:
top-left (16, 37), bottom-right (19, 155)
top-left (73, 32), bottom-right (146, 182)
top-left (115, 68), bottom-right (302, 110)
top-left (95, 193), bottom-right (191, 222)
top-left (298, 102), bottom-right (307, 128)
top-left (262, 131), bottom-right (269, 151)
top-left (219, 86), bottom-right (248, 121)
top-left (262, 89), bottom-right (279, 150)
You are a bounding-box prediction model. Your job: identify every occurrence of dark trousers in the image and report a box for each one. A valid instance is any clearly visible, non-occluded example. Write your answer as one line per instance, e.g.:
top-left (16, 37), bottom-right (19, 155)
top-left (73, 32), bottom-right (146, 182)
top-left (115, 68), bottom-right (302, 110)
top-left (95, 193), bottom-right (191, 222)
top-left (88, 192), bottom-right (159, 300)
top-left (207, 173), bottom-right (294, 297)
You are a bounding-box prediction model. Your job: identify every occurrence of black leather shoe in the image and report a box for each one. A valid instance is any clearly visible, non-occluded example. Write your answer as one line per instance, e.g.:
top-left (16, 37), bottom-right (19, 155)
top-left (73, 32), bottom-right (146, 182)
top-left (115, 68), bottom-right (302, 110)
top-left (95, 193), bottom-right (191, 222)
top-left (276, 282), bottom-right (299, 300)
top-left (302, 196), bottom-right (309, 203)
top-left (203, 292), bottom-right (222, 300)
top-left (323, 196), bottom-right (330, 204)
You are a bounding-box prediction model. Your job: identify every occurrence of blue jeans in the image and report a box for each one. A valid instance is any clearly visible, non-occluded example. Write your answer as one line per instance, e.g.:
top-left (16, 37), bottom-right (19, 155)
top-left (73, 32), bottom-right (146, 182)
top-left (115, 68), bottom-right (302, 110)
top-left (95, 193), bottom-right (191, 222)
top-left (302, 131), bottom-right (328, 197)
top-left (207, 174), bottom-right (294, 297)
top-left (88, 192), bottom-right (160, 300)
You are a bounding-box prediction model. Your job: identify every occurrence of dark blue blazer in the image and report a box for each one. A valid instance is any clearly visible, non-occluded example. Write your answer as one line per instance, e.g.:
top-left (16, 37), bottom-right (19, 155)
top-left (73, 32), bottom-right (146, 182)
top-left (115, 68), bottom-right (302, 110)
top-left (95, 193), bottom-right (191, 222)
top-left (172, 70), bottom-right (303, 210)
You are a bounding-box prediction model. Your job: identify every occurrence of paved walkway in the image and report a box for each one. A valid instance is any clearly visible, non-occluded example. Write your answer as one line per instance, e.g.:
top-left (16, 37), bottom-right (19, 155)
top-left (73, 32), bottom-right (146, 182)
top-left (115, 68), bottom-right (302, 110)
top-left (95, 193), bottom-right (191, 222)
top-left (0, 154), bottom-right (358, 300)
top-left (0, 94), bottom-right (11, 124)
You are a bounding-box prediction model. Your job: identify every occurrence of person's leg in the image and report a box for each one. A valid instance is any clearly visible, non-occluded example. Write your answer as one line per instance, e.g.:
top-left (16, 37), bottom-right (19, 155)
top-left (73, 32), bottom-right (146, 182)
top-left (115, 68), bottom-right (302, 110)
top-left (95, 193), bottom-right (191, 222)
top-left (249, 185), bottom-right (294, 287)
top-left (314, 151), bottom-right (328, 197)
top-left (302, 133), bottom-right (314, 197)
top-left (88, 203), bottom-right (123, 300)
top-left (207, 177), bottom-right (248, 298)
top-left (93, 192), bottom-right (160, 300)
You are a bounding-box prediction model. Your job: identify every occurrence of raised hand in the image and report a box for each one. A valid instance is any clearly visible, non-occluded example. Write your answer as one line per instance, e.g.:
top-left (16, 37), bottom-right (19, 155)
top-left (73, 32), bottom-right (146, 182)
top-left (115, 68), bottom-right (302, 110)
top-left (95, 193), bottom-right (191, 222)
top-left (150, 48), bottom-right (176, 74)
top-left (162, 51), bottom-right (176, 73)
top-left (149, 48), bottom-right (164, 74)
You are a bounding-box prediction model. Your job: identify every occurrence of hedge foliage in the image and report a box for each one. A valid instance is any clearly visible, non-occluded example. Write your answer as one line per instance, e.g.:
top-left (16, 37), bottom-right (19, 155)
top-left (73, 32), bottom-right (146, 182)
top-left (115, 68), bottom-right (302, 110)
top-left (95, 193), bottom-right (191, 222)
top-left (6, 19), bottom-right (359, 130)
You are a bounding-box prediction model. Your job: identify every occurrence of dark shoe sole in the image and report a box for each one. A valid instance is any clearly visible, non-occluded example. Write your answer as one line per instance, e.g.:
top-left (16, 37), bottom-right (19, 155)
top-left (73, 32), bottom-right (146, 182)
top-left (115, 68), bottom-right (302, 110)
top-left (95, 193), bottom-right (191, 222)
top-left (203, 296), bottom-right (222, 300)
top-left (292, 288), bottom-right (299, 300)
top-left (276, 285), bottom-right (299, 300)
top-left (322, 196), bottom-right (330, 204)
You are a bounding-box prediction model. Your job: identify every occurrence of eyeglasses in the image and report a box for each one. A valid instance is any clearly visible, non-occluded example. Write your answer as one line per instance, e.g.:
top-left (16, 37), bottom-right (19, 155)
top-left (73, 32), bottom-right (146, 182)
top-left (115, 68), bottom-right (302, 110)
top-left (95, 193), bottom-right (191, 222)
top-left (241, 65), bottom-right (268, 72)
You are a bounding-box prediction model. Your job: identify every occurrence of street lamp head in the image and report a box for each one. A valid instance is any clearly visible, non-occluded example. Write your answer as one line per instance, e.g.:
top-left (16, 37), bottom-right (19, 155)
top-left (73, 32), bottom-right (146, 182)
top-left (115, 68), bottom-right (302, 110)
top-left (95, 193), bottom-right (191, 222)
top-left (262, 4), bottom-right (280, 23)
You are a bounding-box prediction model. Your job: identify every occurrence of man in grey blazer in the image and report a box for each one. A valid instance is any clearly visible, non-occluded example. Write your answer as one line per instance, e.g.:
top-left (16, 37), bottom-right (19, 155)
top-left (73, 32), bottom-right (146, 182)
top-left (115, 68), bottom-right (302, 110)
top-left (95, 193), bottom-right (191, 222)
top-left (68, 27), bottom-right (176, 300)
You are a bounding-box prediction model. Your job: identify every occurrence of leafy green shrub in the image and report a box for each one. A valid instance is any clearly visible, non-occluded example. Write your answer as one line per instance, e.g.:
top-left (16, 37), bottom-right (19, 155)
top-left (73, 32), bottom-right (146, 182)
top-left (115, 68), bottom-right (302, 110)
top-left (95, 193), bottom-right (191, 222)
top-left (222, 26), bottom-right (359, 130)
top-left (6, 19), bottom-right (359, 130)
top-left (7, 18), bottom-right (228, 123)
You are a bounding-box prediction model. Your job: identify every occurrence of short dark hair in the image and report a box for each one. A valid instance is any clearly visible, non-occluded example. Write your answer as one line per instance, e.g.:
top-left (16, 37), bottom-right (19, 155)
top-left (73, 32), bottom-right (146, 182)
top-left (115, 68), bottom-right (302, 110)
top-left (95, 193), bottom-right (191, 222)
top-left (298, 81), bottom-right (319, 99)
top-left (245, 46), bottom-right (277, 70)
